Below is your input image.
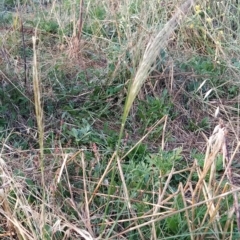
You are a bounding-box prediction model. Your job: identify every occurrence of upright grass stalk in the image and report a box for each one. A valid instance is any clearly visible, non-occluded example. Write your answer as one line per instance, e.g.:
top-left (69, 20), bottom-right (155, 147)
top-left (105, 0), bottom-right (196, 237)
top-left (118, 0), bottom-right (196, 144)
top-left (32, 34), bottom-right (46, 238)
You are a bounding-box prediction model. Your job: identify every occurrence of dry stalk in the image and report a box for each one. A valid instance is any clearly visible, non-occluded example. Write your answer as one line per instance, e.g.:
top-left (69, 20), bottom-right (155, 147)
top-left (192, 120), bottom-right (228, 237)
top-left (183, 160), bottom-right (197, 193)
top-left (77, 0), bottom-right (84, 42)
top-left (201, 184), bottom-right (230, 238)
top-left (222, 207), bottom-right (235, 240)
top-left (32, 34), bottom-right (46, 236)
top-left (68, 0), bottom-right (84, 59)
top-left (116, 155), bottom-right (145, 240)
top-left (0, 157), bottom-right (33, 239)
top-left (196, 167), bottom-right (220, 238)
top-left (0, 189), bottom-right (14, 234)
top-left (193, 121), bottom-right (226, 198)
top-left (32, 35), bottom-right (44, 179)
top-left (81, 152), bottom-right (95, 238)
top-left (151, 168), bottom-right (174, 240)
top-left (17, 7), bottom-right (28, 86)
top-left (220, 131), bottom-right (240, 231)
top-left (179, 183), bottom-right (194, 240)
top-left (52, 219), bottom-right (94, 240)
top-left (88, 151), bottom-right (117, 205)
top-left (0, 159), bottom-right (14, 237)
top-left (208, 120), bottom-right (240, 232)
top-left (56, 154), bottom-right (68, 183)
top-left (194, 118), bottom-right (240, 234)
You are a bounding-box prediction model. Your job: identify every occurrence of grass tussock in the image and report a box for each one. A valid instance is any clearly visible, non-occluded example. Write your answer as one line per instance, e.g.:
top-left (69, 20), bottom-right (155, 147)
top-left (0, 0), bottom-right (240, 239)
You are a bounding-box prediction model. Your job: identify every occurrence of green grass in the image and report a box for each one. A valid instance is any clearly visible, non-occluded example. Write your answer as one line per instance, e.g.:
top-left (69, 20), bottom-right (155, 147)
top-left (0, 0), bottom-right (240, 239)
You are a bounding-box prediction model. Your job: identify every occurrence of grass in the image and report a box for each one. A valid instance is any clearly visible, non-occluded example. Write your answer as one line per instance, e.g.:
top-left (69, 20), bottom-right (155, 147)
top-left (1, 0), bottom-right (240, 239)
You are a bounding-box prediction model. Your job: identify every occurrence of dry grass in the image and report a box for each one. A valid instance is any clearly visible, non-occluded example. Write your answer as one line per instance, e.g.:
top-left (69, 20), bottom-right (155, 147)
top-left (0, 0), bottom-right (240, 239)
top-left (0, 134), bottom-right (239, 239)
